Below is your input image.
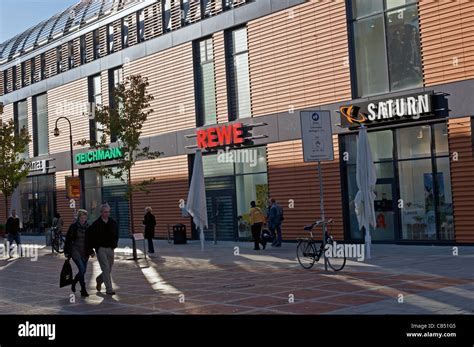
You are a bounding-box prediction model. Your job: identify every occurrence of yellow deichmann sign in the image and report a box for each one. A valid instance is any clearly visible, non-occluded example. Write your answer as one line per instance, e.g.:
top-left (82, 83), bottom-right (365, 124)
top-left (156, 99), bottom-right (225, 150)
top-left (75, 147), bottom-right (123, 165)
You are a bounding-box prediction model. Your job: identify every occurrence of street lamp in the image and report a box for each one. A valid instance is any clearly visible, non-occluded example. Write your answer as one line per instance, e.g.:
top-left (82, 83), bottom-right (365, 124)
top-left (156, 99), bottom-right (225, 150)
top-left (54, 117), bottom-right (74, 177)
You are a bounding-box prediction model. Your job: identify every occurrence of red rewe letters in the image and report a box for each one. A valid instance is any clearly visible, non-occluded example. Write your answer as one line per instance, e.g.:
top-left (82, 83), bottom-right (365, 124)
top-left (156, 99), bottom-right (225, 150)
top-left (196, 123), bottom-right (244, 149)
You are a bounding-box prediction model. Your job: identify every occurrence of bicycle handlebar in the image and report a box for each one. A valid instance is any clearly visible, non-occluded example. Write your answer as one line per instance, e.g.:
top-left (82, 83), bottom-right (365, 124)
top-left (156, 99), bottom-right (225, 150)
top-left (304, 218), bottom-right (334, 230)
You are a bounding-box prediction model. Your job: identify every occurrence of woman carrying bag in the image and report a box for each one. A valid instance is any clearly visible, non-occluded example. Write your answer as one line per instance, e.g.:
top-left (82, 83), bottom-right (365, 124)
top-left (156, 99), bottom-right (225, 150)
top-left (64, 209), bottom-right (94, 297)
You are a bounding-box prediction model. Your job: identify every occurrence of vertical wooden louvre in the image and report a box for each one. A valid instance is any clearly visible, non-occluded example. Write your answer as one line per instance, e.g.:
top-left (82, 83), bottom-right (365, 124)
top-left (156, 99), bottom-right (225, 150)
top-left (248, 1), bottom-right (351, 117)
top-left (0, 69), bottom-right (3, 96)
top-left (213, 31), bottom-right (228, 124)
top-left (55, 170), bottom-right (78, 228)
top-left (448, 117), bottom-right (474, 243)
top-left (47, 78), bottom-right (90, 154)
top-left (203, 0), bottom-right (223, 17)
top-left (267, 137), bottom-right (344, 241)
top-left (34, 55), bottom-right (41, 83)
top-left (130, 156), bottom-right (191, 238)
top-left (170, 0), bottom-right (182, 31)
top-left (85, 32), bottom-right (94, 63)
top-left (15, 63), bottom-right (22, 91)
top-left (124, 43), bottom-right (195, 136)
top-left (113, 19), bottom-right (122, 52)
top-left (26, 97), bottom-right (33, 157)
top-left (24, 60), bottom-right (31, 86)
top-left (99, 26), bottom-right (108, 58)
top-left (419, 1), bottom-right (474, 85)
top-left (73, 37), bottom-right (81, 68)
top-left (61, 44), bottom-right (69, 72)
top-left (6, 67), bottom-right (13, 94)
top-left (126, 13), bottom-right (138, 47)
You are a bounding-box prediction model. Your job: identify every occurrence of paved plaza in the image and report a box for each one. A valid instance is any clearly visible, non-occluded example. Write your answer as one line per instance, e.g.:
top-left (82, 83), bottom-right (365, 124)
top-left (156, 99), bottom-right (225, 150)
top-left (0, 237), bottom-right (473, 315)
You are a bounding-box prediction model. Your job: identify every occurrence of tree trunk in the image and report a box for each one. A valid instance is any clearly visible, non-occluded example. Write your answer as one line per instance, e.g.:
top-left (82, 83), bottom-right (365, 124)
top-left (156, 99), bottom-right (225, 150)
top-left (4, 195), bottom-right (8, 220)
top-left (129, 168), bottom-right (138, 260)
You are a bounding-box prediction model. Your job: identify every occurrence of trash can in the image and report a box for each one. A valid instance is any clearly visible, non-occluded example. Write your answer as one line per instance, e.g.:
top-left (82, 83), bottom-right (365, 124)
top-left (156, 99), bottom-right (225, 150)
top-left (173, 224), bottom-right (187, 244)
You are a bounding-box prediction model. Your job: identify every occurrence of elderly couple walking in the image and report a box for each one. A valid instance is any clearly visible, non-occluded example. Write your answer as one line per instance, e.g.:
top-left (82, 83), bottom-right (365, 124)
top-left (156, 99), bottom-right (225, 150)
top-left (64, 203), bottom-right (118, 297)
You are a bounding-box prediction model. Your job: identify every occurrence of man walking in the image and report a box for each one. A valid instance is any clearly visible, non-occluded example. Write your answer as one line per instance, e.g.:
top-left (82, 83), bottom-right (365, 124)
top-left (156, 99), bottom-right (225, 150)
top-left (6, 209), bottom-right (21, 257)
top-left (268, 198), bottom-right (284, 247)
top-left (143, 207), bottom-right (156, 254)
top-left (89, 203), bottom-right (119, 295)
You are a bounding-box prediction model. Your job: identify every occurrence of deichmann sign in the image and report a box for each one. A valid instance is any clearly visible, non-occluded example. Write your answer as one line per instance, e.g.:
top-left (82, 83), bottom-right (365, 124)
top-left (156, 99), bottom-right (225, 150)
top-left (340, 92), bottom-right (434, 128)
top-left (75, 147), bottom-right (123, 165)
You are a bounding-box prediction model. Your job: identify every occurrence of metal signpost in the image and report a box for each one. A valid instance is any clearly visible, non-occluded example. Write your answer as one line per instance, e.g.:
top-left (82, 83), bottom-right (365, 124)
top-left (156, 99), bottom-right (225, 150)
top-left (300, 110), bottom-right (334, 271)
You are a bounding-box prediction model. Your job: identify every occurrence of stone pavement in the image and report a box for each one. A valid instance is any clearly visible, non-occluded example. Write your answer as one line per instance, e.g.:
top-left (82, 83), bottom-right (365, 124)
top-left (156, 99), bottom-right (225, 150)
top-left (0, 237), bottom-right (473, 315)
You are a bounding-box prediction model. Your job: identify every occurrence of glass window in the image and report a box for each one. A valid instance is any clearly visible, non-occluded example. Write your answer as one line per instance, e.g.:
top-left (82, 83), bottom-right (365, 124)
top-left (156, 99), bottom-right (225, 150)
top-left (138, 10), bottom-right (145, 42)
top-left (236, 173), bottom-right (269, 221)
top-left (21, 61), bottom-right (26, 87)
top-left (40, 53), bottom-right (45, 80)
top-left (234, 147), bottom-right (267, 174)
top-left (386, 5), bottom-right (422, 91)
top-left (30, 58), bottom-right (36, 84)
top-left (397, 125), bottom-right (431, 159)
top-left (108, 25), bottom-right (114, 53)
top-left (93, 29), bottom-right (100, 59)
top-left (353, 15), bottom-right (389, 96)
top-left (56, 46), bottom-right (62, 73)
top-left (399, 159), bottom-right (437, 240)
top-left (122, 18), bottom-right (129, 48)
top-left (34, 94), bottom-right (48, 156)
top-left (434, 122), bottom-right (449, 155)
top-left (375, 162), bottom-right (394, 179)
top-left (12, 66), bottom-right (17, 91)
top-left (80, 35), bottom-right (87, 64)
top-left (15, 100), bottom-right (28, 158)
top-left (351, 2), bottom-right (422, 97)
top-left (195, 38), bottom-right (217, 126)
top-left (89, 75), bottom-right (102, 143)
top-left (436, 157), bottom-right (454, 240)
top-left (68, 41), bottom-right (74, 69)
top-left (352, 0), bottom-right (383, 18)
top-left (368, 130), bottom-right (393, 161)
top-left (202, 153), bottom-right (234, 177)
top-left (227, 27), bottom-right (251, 119)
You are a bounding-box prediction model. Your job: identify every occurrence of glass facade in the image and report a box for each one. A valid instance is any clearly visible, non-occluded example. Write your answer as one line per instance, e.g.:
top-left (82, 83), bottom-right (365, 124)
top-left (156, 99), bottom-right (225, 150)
top-left (195, 38), bottom-right (217, 126)
top-left (351, 0), bottom-right (422, 97)
top-left (19, 174), bottom-right (56, 234)
top-left (341, 122), bottom-right (453, 242)
top-left (201, 146), bottom-right (268, 240)
top-left (33, 93), bottom-right (49, 156)
top-left (14, 99), bottom-right (29, 158)
top-left (226, 26), bottom-right (251, 119)
top-left (80, 168), bottom-right (130, 238)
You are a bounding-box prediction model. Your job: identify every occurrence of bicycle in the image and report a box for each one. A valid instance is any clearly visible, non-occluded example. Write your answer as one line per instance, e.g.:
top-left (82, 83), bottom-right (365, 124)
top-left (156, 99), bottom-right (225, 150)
top-left (296, 218), bottom-right (346, 271)
top-left (51, 226), bottom-right (65, 254)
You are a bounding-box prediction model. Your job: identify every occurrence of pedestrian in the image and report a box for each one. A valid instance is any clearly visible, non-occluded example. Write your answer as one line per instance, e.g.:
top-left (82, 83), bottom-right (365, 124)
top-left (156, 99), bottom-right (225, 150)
top-left (64, 209), bottom-right (94, 297)
top-left (88, 203), bottom-right (119, 295)
top-left (143, 207), bottom-right (156, 254)
top-left (52, 213), bottom-right (64, 234)
top-left (248, 201), bottom-right (266, 250)
top-left (268, 198), bottom-right (284, 247)
top-left (5, 209), bottom-right (21, 257)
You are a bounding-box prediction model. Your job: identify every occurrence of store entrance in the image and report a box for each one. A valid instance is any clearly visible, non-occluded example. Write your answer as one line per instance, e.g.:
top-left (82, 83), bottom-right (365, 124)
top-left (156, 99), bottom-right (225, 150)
top-left (372, 178), bottom-right (397, 241)
top-left (204, 188), bottom-right (238, 241)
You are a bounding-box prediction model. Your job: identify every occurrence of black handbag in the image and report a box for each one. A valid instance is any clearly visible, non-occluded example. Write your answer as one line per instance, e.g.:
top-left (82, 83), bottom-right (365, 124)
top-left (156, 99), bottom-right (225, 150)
top-left (261, 227), bottom-right (274, 242)
top-left (59, 259), bottom-right (73, 288)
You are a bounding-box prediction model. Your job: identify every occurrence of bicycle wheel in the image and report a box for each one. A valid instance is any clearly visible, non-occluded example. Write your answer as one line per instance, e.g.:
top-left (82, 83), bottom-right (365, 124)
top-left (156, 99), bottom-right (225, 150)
top-left (325, 236), bottom-right (346, 271)
top-left (296, 240), bottom-right (318, 269)
top-left (52, 234), bottom-right (65, 254)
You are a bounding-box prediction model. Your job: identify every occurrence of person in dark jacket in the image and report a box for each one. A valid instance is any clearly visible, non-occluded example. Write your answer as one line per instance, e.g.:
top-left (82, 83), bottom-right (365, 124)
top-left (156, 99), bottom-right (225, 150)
top-left (88, 203), bottom-right (119, 295)
top-left (268, 198), bottom-right (284, 247)
top-left (65, 209), bottom-right (94, 297)
top-left (143, 207), bottom-right (156, 254)
top-left (6, 209), bottom-right (21, 257)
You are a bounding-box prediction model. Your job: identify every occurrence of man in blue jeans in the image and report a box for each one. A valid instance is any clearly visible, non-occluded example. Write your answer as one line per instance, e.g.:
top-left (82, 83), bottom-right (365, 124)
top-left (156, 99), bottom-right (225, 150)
top-left (6, 209), bottom-right (21, 257)
top-left (267, 198), bottom-right (284, 247)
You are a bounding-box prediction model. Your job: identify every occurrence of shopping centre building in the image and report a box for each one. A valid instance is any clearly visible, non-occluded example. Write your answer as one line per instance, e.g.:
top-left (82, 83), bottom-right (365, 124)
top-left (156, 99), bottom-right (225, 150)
top-left (0, 0), bottom-right (473, 244)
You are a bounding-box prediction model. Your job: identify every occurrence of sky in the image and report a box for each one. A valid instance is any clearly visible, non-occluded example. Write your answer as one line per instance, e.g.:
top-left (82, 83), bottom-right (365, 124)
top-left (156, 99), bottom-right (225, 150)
top-left (0, 0), bottom-right (79, 43)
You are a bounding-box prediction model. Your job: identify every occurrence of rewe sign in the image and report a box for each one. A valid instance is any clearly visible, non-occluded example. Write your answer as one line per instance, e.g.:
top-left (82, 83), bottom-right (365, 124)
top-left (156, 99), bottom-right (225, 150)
top-left (197, 123), bottom-right (244, 149)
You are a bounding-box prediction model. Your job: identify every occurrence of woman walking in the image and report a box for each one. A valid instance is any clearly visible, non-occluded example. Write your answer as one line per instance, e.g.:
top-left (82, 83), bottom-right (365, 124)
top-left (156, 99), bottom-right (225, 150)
top-left (248, 201), bottom-right (266, 250)
top-left (65, 209), bottom-right (94, 297)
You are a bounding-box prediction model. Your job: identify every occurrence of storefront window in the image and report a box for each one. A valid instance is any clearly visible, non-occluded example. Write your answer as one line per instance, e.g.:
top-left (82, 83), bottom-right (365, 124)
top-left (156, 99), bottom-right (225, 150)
top-left (33, 93), bottom-right (49, 156)
top-left (19, 174), bottom-right (55, 233)
top-left (397, 125), bottom-right (431, 159)
top-left (342, 122), bottom-right (453, 242)
top-left (14, 100), bottom-right (29, 158)
top-left (351, 0), bottom-right (422, 97)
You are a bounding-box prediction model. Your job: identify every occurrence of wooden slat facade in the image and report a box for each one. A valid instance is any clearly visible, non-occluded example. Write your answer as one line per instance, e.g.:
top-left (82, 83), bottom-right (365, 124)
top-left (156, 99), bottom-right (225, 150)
top-left (73, 37), bottom-right (81, 69)
top-left (85, 31), bottom-right (94, 63)
top-left (112, 19), bottom-right (122, 52)
top-left (123, 43), bottom-right (196, 136)
top-left (47, 78), bottom-right (90, 154)
top-left (247, 1), bottom-right (351, 116)
top-left (144, 2), bottom-right (162, 40)
top-left (0, 69), bottom-right (3, 96)
top-left (448, 117), bottom-right (474, 243)
top-left (126, 13), bottom-right (138, 47)
top-left (26, 97), bottom-right (34, 157)
top-left (15, 63), bottom-right (21, 91)
top-left (34, 55), bottom-right (41, 83)
top-left (267, 136), bottom-right (344, 241)
top-left (0, 103), bottom-right (14, 221)
top-left (419, 0), bottom-right (474, 85)
top-left (213, 31), bottom-right (228, 124)
top-left (5, 67), bottom-right (13, 93)
top-left (44, 48), bottom-right (57, 79)
top-left (24, 60), bottom-right (31, 87)
top-left (130, 155), bottom-right (191, 238)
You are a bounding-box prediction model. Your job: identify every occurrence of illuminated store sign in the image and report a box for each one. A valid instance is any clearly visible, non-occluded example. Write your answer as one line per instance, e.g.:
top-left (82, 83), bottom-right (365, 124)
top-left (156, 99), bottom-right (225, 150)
top-left (340, 92), bottom-right (434, 127)
top-left (75, 147), bottom-right (123, 165)
top-left (197, 123), bottom-right (245, 149)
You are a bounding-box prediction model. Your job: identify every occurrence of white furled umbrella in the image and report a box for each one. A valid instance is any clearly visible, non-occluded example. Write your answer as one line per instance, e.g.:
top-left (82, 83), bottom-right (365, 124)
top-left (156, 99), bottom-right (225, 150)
top-left (9, 186), bottom-right (23, 228)
top-left (186, 149), bottom-right (208, 251)
top-left (354, 126), bottom-right (377, 259)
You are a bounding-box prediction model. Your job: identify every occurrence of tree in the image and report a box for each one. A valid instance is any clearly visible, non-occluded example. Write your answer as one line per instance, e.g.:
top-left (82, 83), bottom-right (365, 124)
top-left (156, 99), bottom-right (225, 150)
top-left (90, 74), bottom-right (162, 260)
top-left (0, 115), bottom-right (31, 219)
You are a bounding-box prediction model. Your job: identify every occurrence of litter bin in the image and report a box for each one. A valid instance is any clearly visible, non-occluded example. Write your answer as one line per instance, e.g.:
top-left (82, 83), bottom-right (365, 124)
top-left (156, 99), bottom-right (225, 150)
top-left (173, 224), bottom-right (187, 244)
